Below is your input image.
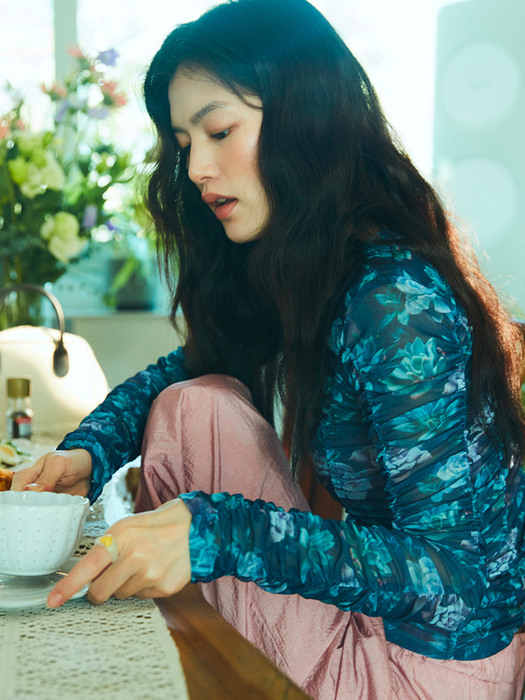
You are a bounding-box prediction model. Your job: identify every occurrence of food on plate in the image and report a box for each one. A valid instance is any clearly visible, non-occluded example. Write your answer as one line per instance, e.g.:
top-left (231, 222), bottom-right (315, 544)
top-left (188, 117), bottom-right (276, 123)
top-left (0, 443), bottom-right (18, 466)
top-left (0, 440), bottom-right (30, 467)
top-left (0, 468), bottom-right (13, 491)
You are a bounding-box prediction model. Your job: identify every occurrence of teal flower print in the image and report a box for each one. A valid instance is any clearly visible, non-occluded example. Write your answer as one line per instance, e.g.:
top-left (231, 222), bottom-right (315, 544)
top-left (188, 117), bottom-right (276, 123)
top-left (386, 337), bottom-right (448, 394)
top-left (374, 288), bottom-right (404, 328)
top-left (361, 537), bottom-right (394, 577)
top-left (427, 597), bottom-right (470, 631)
top-left (359, 267), bottom-right (378, 287)
top-left (486, 527), bottom-right (518, 578)
top-left (390, 246), bottom-right (412, 262)
top-left (350, 334), bottom-right (379, 367)
top-left (388, 445), bottom-right (432, 478)
top-left (307, 528), bottom-right (336, 553)
top-left (406, 554), bottom-right (444, 594)
top-left (269, 510), bottom-right (295, 543)
top-left (423, 266), bottom-right (456, 310)
top-left (236, 551), bottom-right (266, 580)
top-left (436, 453), bottom-right (469, 483)
top-left (339, 562), bottom-right (357, 584)
top-left (443, 369), bottom-right (465, 395)
top-left (298, 527), bottom-right (336, 569)
top-left (395, 276), bottom-right (433, 325)
top-left (389, 397), bottom-right (458, 441)
top-left (329, 317), bottom-right (345, 353)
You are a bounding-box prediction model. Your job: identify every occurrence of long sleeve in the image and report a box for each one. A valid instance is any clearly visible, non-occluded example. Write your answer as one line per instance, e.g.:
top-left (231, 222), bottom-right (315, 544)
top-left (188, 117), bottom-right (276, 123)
top-left (179, 246), bottom-right (515, 659)
top-left (58, 346), bottom-right (188, 501)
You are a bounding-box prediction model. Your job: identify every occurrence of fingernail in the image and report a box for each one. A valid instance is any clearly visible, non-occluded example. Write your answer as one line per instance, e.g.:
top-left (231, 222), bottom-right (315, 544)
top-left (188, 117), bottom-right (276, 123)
top-left (24, 483), bottom-right (47, 492)
top-left (47, 592), bottom-right (64, 608)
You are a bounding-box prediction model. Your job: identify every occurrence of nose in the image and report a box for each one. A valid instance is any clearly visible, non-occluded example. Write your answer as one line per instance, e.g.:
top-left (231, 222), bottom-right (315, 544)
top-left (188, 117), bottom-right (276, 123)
top-left (187, 144), bottom-right (219, 186)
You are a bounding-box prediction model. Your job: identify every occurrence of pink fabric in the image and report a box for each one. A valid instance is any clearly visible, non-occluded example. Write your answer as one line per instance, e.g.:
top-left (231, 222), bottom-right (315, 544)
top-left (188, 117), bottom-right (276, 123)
top-left (135, 375), bottom-right (525, 700)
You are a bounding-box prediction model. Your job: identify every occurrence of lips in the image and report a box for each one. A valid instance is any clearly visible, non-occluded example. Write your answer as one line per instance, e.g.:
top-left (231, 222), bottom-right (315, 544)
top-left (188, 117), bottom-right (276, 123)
top-left (202, 192), bottom-right (238, 221)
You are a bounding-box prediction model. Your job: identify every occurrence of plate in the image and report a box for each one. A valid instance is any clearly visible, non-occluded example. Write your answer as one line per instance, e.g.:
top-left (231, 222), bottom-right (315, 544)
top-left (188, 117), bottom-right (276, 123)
top-left (0, 558), bottom-right (88, 610)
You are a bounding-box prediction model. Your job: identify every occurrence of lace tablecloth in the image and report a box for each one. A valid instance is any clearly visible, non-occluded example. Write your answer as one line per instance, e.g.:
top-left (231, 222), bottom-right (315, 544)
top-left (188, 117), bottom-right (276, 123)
top-left (0, 443), bottom-right (190, 700)
top-left (0, 596), bottom-right (189, 700)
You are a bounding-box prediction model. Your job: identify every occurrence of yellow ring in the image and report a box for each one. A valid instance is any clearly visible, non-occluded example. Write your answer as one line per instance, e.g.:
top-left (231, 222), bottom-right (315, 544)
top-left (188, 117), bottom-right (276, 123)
top-left (94, 533), bottom-right (119, 562)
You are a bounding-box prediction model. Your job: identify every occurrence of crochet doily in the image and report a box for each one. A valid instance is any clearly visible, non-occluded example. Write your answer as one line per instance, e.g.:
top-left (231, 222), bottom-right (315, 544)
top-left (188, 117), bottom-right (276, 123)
top-left (0, 455), bottom-right (189, 700)
top-left (0, 596), bottom-right (189, 700)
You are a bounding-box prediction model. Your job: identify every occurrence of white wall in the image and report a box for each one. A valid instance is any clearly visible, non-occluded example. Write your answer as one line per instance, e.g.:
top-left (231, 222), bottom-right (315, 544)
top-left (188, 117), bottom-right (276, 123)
top-left (434, 0), bottom-right (525, 315)
top-left (70, 312), bottom-right (184, 388)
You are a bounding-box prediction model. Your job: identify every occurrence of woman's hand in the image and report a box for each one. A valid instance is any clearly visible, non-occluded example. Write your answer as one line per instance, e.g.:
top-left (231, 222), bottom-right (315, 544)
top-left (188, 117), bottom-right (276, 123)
top-left (47, 498), bottom-right (192, 608)
top-left (10, 449), bottom-right (93, 497)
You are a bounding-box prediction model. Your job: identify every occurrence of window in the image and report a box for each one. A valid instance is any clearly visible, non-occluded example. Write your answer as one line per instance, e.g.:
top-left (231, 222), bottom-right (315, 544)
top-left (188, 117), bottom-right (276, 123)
top-left (3, 0), bottom-right (455, 173)
top-left (0, 0), bottom-right (54, 128)
top-left (74, 0), bottom-right (454, 176)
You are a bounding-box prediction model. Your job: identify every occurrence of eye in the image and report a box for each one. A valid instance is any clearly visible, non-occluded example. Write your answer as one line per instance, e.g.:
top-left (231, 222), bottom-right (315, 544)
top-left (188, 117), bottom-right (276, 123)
top-left (211, 128), bottom-right (232, 141)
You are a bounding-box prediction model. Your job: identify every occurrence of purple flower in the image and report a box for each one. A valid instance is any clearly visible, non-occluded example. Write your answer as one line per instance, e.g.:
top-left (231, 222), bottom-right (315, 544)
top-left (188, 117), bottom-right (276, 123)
top-left (96, 49), bottom-right (119, 67)
top-left (87, 107), bottom-right (110, 120)
top-left (82, 204), bottom-right (98, 229)
top-left (54, 99), bottom-right (71, 123)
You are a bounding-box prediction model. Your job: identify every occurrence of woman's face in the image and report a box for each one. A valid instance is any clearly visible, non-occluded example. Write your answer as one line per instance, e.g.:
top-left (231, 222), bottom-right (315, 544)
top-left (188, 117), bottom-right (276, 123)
top-left (168, 69), bottom-right (269, 244)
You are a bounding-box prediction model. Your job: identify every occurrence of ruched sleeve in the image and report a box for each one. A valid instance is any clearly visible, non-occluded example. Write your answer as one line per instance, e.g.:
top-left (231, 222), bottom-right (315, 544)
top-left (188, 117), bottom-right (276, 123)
top-left (58, 346), bottom-right (188, 501)
top-left (180, 248), bottom-right (494, 658)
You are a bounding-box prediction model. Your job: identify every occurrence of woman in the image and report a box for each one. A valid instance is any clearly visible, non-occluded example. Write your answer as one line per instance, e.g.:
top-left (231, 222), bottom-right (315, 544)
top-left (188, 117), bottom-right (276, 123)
top-left (13, 0), bottom-right (525, 697)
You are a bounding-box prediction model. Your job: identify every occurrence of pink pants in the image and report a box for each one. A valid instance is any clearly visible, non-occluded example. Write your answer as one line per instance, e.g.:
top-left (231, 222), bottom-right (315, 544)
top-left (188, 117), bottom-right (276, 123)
top-left (135, 375), bottom-right (525, 700)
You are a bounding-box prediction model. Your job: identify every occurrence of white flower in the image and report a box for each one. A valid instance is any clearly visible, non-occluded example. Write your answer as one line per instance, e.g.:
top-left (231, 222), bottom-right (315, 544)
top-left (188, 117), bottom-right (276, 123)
top-left (15, 131), bottom-right (46, 157)
top-left (40, 152), bottom-right (65, 191)
top-left (40, 212), bottom-right (85, 262)
top-left (19, 152), bottom-right (65, 199)
top-left (19, 164), bottom-right (45, 198)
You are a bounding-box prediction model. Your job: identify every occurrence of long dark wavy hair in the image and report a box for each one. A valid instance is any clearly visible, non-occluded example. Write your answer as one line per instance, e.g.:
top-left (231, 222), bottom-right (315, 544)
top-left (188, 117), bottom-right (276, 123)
top-left (143, 0), bottom-right (525, 472)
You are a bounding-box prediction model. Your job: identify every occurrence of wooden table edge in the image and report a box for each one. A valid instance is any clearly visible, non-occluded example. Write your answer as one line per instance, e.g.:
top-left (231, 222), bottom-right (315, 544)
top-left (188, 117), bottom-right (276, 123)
top-left (156, 583), bottom-right (312, 700)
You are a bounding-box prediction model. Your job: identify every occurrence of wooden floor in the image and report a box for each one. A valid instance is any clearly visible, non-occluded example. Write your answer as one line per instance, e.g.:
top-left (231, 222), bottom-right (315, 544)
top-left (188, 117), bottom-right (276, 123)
top-left (157, 584), bottom-right (311, 700)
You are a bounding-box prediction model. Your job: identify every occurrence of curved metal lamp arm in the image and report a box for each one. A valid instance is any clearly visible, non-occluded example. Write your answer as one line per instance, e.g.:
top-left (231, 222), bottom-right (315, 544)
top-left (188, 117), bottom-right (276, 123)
top-left (0, 283), bottom-right (69, 378)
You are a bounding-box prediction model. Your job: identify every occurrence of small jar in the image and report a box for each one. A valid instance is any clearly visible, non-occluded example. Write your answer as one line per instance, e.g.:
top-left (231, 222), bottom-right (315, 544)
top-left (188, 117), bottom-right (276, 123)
top-left (6, 377), bottom-right (33, 439)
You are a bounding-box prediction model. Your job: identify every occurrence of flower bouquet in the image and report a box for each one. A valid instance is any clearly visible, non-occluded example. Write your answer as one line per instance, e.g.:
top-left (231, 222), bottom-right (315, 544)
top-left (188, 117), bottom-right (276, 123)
top-left (0, 47), bottom-right (136, 325)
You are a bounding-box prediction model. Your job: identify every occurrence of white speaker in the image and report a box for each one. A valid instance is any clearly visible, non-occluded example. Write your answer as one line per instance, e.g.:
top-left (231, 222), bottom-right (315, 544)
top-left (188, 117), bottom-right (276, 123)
top-left (433, 0), bottom-right (525, 312)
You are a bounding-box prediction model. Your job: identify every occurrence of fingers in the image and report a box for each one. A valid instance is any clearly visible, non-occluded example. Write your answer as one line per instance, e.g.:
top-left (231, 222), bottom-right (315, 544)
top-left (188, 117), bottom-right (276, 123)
top-left (10, 449), bottom-right (92, 497)
top-left (10, 458), bottom-right (47, 492)
top-left (47, 547), bottom-right (108, 608)
top-left (48, 533), bottom-right (173, 606)
top-left (47, 502), bottom-right (192, 608)
top-left (110, 551), bottom-right (186, 601)
top-left (87, 555), bottom-right (140, 606)
top-left (11, 453), bottom-right (66, 493)
top-left (24, 482), bottom-right (52, 492)
top-left (90, 556), bottom-right (160, 603)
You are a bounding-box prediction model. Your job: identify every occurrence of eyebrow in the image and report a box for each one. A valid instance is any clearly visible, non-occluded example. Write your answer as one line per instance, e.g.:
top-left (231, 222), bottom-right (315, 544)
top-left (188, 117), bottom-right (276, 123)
top-left (172, 100), bottom-right (231, 132)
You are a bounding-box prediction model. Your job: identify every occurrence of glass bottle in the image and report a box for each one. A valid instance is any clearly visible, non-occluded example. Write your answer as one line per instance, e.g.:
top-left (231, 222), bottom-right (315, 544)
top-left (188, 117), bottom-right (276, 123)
top-left (6, 377), bottom-right (33, 439)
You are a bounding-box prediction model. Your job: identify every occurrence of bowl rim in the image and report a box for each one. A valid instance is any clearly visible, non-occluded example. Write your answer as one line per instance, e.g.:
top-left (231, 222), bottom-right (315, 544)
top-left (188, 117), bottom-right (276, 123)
top-left (0, 491), bottom-right (89, 507)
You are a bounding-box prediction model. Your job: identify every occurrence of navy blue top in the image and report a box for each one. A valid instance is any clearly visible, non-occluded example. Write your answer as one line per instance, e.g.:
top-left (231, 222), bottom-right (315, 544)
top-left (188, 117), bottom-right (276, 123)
top-left (59, 242), bottom-right (525, 660)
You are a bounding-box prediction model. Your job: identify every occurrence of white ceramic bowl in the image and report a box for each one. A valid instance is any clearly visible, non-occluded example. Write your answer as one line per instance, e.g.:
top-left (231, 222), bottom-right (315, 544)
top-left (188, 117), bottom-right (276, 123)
top-left (0, 491), bottom-right (89, 576)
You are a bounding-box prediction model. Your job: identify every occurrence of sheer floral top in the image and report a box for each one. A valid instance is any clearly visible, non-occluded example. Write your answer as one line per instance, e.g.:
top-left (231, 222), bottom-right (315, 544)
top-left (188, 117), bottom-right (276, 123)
top-left (58, 241), bottom-right (525, 660)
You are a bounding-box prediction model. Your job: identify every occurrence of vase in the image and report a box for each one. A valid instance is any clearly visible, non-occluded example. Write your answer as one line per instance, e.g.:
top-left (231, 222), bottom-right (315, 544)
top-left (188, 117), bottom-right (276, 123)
top-left (109, 258), bottom-right (158, 311)
top-left (0, 285), bottom-right (47, 329)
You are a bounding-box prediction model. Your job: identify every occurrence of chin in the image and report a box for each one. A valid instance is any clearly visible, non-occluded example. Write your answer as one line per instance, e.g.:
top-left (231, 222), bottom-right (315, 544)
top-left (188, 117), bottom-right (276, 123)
top-left (223, 225), bottom-right (263, 244)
